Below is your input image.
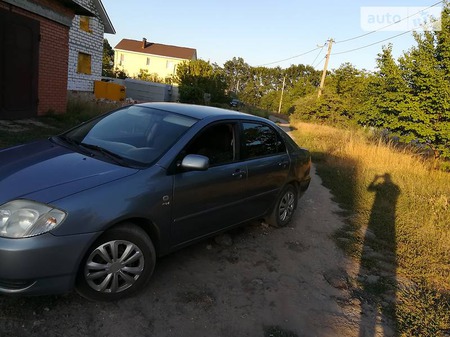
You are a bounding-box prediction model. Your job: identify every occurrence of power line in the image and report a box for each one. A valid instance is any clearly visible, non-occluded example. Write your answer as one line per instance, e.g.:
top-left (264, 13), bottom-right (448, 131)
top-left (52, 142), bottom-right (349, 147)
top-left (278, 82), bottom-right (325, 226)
top-left (332, 31), bottom-right (410, 56)
top-left (335, 0), bottom-right (443, 44)
top-left (258, 46), bottom-right (322, 67)
top-left (310, 45), bottom-right (325, 67)
top-left (313, 56), bottom-right (325, 69)
top-left (255, 0), bottom-right (443, 67)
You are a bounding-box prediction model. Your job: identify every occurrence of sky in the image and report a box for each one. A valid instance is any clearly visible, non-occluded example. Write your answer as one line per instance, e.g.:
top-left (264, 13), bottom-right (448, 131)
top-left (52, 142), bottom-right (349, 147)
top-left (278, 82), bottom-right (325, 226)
top-left (101, 0), bottom-right (443, 72)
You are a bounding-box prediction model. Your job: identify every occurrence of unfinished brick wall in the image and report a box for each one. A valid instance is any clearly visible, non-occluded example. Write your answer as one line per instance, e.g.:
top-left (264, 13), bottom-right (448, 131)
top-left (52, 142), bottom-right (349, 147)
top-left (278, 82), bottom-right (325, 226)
top-left (67, 14), bottom-right (104, 92)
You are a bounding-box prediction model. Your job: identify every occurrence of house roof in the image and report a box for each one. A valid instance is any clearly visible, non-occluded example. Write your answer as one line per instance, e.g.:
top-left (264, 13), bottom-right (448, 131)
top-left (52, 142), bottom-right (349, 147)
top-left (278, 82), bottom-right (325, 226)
top-left (3, 0), bottom-right (95, 26)
top-left (114, 39), bottom-right (197, 60)
top-left (92, 0), bottom-right (115, 34)
top-left (60, 0), bottom-right (96, 16)
top-left (72, 0), bottom-right (115, 34)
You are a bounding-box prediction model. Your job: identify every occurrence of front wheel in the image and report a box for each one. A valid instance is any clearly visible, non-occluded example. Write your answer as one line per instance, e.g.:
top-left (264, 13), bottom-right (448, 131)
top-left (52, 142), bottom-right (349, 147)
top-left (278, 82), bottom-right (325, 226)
top-left (266, 184), bottom-right (298, 227)
top-left (76, 223), bottom-right (156, 301)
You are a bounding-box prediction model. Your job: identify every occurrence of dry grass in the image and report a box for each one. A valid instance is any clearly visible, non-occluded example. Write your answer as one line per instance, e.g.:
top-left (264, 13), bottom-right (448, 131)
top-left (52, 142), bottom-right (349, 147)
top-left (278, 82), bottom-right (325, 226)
top-left (291, 120), bottom-right (450, 336)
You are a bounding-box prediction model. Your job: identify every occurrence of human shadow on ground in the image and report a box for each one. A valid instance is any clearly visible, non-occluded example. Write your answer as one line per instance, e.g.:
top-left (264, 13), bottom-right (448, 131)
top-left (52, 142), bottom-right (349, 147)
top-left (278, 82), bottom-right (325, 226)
top-left (358, 173), bottom-right (400, 337)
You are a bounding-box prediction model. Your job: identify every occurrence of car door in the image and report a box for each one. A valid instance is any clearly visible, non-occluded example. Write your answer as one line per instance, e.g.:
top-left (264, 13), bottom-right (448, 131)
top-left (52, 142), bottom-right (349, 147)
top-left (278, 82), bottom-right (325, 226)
top-left (239, 121), bottom-right (290, 217)
top-left (171, 122), bottom-right (249, 245)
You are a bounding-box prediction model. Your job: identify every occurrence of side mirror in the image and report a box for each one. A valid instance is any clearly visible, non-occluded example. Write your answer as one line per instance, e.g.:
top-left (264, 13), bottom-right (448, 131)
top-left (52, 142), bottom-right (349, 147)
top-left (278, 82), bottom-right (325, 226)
top-left (181, 154), bottom-right (209, 171)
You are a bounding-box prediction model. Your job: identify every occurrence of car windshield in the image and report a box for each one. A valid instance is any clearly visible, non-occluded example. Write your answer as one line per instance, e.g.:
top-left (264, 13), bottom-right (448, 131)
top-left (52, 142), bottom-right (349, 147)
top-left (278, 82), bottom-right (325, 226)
top-left (59, 105), bottom-right (198, 166)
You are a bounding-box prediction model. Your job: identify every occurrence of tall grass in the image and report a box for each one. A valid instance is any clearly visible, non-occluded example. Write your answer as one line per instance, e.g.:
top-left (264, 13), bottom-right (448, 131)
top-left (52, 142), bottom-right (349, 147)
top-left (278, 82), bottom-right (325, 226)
top-left (0, 94), bottom-right (124, 149)
top-left (64, 92), bottom-right (124, 123)
top-left (291, 120), bottom-right (450, 336)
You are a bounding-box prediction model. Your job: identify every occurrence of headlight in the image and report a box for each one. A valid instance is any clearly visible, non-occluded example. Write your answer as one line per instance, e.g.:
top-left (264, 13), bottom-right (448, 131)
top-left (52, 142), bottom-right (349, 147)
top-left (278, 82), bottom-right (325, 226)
top-left (0, 200), bottom-right (66, 238)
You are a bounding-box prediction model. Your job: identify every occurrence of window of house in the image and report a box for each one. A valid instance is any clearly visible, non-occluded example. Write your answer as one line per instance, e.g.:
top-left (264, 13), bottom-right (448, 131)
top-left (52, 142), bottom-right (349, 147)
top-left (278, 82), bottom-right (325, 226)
top-left (79, 16), bottom-right (90, 33)
top-left (77, 52), bottom-right (92, 74)
top-left (119, 54), bottom-right (124, 66)
top-left (146, 57), bottom-right (151, 66)
top-left (166, 60), bottom-right (174, 69)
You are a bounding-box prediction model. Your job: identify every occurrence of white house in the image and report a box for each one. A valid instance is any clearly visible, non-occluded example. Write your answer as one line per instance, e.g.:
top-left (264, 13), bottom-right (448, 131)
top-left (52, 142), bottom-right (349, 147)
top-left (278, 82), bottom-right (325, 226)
top-left (68, 0), bottom-right (115, 92)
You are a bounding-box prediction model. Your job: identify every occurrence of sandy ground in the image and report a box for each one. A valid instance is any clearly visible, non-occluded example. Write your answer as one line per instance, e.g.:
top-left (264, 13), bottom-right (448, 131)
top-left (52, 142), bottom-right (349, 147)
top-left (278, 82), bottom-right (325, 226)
top-left (0, 120), bottom-right (394, 337)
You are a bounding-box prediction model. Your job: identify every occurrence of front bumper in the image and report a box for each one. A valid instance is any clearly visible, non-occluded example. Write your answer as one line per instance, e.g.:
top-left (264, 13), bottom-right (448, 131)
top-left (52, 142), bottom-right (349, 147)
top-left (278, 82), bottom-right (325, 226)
top-left (0, 231), bottom-right (98, 295)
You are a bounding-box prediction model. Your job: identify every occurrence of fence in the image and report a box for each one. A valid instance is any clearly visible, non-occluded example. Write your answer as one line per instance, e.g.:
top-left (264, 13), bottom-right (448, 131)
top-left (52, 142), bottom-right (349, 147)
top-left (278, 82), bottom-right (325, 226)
top-left (102, 77), bottom-right (179, 102)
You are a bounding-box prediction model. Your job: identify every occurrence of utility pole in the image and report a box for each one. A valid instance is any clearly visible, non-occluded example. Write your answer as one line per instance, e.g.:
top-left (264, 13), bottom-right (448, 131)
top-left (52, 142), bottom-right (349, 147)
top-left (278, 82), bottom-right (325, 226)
top-left (278, 75), bottom-right (286, 114)
top-left (318, 39), bottom-right (334, 98)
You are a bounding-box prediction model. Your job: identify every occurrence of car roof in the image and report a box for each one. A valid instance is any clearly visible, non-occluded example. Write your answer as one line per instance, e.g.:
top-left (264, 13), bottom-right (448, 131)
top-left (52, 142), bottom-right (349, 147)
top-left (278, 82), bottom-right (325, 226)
top-left (136, 102), bottom-right (256, 121)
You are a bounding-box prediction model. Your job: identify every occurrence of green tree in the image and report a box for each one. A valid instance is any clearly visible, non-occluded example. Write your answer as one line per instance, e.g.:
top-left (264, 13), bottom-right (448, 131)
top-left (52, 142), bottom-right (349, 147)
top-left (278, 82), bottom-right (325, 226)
top-left (435, 3), bottom-right (450, 158)
top-left (360, 3), bottom-right (450, 160)
top-left (330, 63), bottom-right (371, 121)
top-left (399, 31), bottom-right (449, 158)
top-left (102, 39), bottom-right (114, 77)
top-left (362, 45), bottom-right (416, 130)
top-left (136, 69), bottom-right (163, 83)
top-left (220, 58), bottom-right (322, 114)
top-left (223, 57), bottom-right (250, 96)
top-left (176, 59), bottom-right (226, 104)
top-left (292, 63), bottom-right (370, 125)
top-left (293, 90), bottom-right (348, 125)
top-left (113, 67), bottom-right (128, 79)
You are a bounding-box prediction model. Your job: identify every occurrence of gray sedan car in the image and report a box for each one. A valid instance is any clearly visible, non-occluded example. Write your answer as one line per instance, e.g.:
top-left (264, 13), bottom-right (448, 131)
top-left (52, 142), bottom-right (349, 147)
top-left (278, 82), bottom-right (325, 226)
top-left (0, 103), bottom-right (311, 300)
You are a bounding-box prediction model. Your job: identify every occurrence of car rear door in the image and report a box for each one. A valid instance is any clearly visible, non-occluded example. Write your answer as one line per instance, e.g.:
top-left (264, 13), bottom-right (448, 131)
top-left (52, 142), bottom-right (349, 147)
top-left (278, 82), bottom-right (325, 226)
top-left (238, 121), bottom-right (290, 217)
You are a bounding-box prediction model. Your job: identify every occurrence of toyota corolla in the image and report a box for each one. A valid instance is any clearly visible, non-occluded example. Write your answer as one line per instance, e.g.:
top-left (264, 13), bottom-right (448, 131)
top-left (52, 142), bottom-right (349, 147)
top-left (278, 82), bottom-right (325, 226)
top-left (0, 103), bottom-right (311, 300)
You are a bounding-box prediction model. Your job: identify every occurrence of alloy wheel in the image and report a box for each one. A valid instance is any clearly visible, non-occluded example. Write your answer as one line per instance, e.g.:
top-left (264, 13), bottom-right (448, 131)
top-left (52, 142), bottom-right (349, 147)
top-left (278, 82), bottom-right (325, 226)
top-left (278, 190), bottom-right (295, 222)
top-left (84, 240), bottom-right (145, 294)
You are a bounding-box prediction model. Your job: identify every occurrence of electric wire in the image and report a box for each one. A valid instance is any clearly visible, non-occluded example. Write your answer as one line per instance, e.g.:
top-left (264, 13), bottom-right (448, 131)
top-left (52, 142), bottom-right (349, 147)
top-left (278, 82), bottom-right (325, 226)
top-left (258, 46), bottom-right (322, 67)
top-left (312, 55), bottom-right (325, 68)
top-left (310, 45), bottom-right (325, 67)
top-left (257, 0), bottom-right (443, 67)
top-left (332, 31), bottom-right (410, 56)
top-left (335, 0), bottom-right (443, 44)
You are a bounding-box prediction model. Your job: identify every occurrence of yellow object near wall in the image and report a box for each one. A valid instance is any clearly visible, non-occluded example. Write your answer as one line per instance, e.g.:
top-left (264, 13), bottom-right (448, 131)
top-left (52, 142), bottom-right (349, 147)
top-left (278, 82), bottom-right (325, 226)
top-left (94, 81), bottom-right (125, 101)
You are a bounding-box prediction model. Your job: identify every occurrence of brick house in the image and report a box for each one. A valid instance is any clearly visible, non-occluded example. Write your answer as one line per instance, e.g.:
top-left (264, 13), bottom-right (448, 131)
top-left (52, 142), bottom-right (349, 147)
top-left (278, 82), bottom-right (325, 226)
top-left (68, 0), bottom-right (115, 92)
top-left (0, 0), bottom-right (92, 118)
top-left (114, 38), bottom-right (197, 82)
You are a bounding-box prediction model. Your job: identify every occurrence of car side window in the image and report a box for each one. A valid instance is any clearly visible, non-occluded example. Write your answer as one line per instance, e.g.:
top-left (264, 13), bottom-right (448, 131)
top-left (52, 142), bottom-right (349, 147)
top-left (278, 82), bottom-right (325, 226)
top-left (241, 122), bottom-right (286, 159)
top-left (184, 123), bottom-right (235, 166)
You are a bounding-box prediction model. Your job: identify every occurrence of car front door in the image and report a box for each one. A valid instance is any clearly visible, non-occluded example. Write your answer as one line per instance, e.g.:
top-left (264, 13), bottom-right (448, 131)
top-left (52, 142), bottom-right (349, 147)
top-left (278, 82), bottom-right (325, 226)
top-left (171, 122), bottom-right (249, 246)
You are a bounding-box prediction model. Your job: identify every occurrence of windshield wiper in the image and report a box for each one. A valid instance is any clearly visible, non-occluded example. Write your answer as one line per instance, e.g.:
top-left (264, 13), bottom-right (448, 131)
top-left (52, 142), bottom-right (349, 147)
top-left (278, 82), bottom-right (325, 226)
top-left (55, 135), bottom-right (91, 155)
top-left (56, 135), bottom-right (80, 147)
top-left (79, 143), bottom-right (129, 166)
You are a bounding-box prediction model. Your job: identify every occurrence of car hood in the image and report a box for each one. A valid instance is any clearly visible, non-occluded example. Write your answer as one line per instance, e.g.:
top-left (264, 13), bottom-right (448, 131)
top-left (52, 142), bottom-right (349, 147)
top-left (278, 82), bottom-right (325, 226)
top-left (0, 140), bottom-right (139, 204)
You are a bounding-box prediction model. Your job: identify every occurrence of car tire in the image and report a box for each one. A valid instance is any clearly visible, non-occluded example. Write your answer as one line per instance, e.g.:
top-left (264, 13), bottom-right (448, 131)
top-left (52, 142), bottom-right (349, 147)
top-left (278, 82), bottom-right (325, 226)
top-left (75, 223), bottom-right (156, 301)
top-left (266, 184), bottom-right (298, 227)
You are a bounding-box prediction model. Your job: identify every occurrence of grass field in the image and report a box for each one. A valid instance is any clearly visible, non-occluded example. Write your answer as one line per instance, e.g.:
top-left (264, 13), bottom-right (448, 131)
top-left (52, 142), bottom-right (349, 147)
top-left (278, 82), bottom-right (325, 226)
top-left (291, 120), bottom-right (450, 336)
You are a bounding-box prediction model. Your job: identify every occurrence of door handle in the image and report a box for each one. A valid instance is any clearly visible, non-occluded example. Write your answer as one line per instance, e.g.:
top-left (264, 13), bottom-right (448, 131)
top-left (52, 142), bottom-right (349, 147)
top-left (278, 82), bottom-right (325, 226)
top-left (232, 170), bottom-right (246, 179)
top-left (278, 161), bottom-right (289, 168)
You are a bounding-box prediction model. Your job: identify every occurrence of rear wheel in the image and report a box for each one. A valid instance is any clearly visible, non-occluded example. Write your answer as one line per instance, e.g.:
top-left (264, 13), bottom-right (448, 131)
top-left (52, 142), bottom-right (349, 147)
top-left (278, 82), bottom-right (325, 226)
top-left (76, 223), bottom-right (156, 301)
top-left (266, 184), bottom-right (297, 227)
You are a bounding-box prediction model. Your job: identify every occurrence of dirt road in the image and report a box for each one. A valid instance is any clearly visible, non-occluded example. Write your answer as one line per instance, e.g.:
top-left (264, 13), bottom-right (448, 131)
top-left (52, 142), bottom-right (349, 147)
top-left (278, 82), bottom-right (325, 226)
top-left (0, 121), bottom-right (394, 337)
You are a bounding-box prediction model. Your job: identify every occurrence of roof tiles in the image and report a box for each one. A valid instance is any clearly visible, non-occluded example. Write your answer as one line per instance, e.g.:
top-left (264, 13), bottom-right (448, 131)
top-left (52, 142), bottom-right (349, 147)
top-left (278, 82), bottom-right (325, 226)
top-left (114, 38), bottom-right (197, 60)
